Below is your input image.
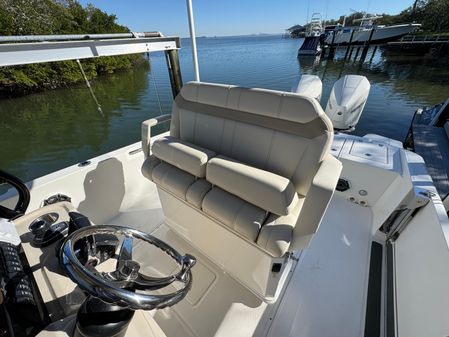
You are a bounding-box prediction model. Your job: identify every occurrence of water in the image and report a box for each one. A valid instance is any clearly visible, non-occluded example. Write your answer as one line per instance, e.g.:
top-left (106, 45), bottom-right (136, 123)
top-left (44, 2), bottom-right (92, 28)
top-left (1, 35), bottom-right (449, 182)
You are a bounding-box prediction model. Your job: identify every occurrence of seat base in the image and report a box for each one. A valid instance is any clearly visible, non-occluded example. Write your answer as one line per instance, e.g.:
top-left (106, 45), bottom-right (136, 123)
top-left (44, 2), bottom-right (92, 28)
top-left (156, 187), bottom-right (293, 301)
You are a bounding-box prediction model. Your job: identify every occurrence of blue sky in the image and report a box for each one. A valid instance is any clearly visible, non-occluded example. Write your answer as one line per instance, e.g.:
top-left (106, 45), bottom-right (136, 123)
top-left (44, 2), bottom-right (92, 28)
top-left (78, 0), bottom-right (415, 37)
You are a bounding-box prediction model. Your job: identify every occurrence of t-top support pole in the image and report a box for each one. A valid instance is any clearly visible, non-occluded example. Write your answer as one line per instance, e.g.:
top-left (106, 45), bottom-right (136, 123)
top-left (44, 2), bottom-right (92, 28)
top-left (186, 0), bottom-right (200, 82)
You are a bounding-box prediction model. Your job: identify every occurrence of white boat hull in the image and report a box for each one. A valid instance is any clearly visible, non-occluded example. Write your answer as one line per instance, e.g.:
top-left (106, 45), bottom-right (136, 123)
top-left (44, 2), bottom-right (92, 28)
top-left (325, 23), bottom-right (420, 45)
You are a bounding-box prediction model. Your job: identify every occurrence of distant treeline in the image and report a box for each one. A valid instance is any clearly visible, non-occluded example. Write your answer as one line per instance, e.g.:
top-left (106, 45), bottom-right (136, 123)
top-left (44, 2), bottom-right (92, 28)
top-left (324, 0), bottom-right (449, 33)
top-left (0, 0), bottom-right (145, 97)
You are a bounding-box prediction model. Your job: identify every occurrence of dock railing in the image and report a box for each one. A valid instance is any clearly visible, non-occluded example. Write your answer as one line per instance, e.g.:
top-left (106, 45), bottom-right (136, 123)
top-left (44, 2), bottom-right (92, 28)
top-left (389, 34), bottom-right (449, 44)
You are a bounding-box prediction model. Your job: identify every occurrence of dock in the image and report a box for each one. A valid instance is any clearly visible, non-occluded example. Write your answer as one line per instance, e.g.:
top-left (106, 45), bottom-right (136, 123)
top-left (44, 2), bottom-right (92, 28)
top-left (320, 33), bottom-right (449, 62)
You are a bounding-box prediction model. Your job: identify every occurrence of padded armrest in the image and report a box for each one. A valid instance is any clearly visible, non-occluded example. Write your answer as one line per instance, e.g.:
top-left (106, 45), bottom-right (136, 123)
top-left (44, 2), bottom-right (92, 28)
top-left (291, 154), bottom-right (342, 250)
top-left (141, 114), bottom-right (172, 157)
top-left (206, 155), bottom-right (298, 215)
top-left (152, 136), bottom-right (216, 178)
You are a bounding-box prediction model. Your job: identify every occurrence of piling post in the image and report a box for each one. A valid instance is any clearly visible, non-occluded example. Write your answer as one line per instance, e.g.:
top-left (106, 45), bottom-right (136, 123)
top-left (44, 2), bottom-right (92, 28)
top-left (328, 31), bottom-right (336, 59)
top-left (360, 28), bottom-right (375, 61)
top-left (369, 46), bottom-right (378, 63)
top-left (165, 49), bottom-right (183, 98)
top-left (353, 47), bottom-right (361, 61)
top-left (348, 47), bottom-right (354, 60)
top-left (344, 30), bottom-right (355, 60)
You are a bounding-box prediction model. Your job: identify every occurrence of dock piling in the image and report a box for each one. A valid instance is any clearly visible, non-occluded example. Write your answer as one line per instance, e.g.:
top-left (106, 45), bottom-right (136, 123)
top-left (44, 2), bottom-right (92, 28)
top-left (327, 31), bottom-right (336, 59)
top-left (360, 28), bottom-right (376, 61)
top-left (353, 47), bottom-right (360, 61)
top-left (369, 46), bottom-right (378, 63)
top-left (165, 49), bottom-right (183, 98)
top-left (344, 30), bottom-right (355, 60)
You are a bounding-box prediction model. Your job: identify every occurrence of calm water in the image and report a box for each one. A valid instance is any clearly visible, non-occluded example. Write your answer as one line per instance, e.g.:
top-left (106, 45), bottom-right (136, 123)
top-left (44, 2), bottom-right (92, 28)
top-left (1, 35), bottom-right (449, 182)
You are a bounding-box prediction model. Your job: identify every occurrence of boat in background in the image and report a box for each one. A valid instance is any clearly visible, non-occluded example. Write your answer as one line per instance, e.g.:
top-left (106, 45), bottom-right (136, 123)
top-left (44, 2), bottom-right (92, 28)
top-left (324, 13), bottom-right (421, 45)
top-left (298, 13), bottom-right (323, 55)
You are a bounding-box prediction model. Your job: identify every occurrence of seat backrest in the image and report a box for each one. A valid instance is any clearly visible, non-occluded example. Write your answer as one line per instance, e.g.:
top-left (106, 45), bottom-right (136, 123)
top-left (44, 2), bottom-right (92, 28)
top-left (170, 82), bottom-right (333, 196)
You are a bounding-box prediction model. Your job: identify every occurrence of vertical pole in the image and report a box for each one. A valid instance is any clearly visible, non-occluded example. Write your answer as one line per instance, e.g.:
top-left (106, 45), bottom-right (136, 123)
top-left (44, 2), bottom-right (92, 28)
top-left (186, 0), bottom-right (200, 81)
top-left (344, 30), bottom-right (355, 60)
top-left (165, 49), bottom-right (183, 98)
top-left (328, 31), bottom-right (336, 59)
top-left (348, 47), bottom-right (354, 60)
top-left (361, 28), bottom-right (375, 61)
top-left (369, 46), bottom-right (378, 63)
top-left (353, 47), bottom-right (361, 61)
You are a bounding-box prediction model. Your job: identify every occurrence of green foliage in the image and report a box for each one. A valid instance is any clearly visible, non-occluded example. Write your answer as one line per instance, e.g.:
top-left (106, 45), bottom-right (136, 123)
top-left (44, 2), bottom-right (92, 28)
top-left (0, 0), bottom-right (145, 96)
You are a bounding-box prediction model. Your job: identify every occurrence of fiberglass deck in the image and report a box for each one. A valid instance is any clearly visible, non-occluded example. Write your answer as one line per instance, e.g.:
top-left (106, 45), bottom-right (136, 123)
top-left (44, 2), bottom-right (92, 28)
top-left (105, 189), bottom-right (376, 337)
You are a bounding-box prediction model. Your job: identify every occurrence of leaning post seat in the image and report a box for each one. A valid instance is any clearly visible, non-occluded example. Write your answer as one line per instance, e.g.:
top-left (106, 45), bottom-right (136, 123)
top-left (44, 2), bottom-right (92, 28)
top-left (141, 81), bottom-right (342, 300)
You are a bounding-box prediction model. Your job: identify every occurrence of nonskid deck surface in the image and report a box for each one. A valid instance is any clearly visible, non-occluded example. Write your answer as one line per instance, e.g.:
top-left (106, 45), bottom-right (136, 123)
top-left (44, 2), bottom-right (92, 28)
top-left (267, 196), bottom-right (374, 337)
top-left (104, 192), bottom-right (375, 337)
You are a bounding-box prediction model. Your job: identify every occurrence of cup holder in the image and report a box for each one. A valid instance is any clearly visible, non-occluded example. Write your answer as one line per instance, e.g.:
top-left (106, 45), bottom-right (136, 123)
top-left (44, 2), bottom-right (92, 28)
top-left (29, 212), bottom-right (59, 236)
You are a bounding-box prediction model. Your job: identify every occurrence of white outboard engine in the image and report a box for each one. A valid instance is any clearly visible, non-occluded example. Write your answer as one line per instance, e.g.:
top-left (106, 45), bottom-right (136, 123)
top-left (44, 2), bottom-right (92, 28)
top-left (292, 74), bottom-right (322, 102)
top-left (325, 75), bottom-right (370, 131)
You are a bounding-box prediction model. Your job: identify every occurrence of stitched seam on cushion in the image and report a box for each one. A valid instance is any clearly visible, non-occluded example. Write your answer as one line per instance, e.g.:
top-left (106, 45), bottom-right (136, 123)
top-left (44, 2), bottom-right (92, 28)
top-left (192, 111), bottom-right (198, 145)
top-left (160, 165), bottom-right (171, 186)
top-left (183, 178), bottom-right (197, 199)
top-left (199, 184), bottom-right (211, 202)
top-left (230, 89), bottom-right (244, 157)
top-left (264, 129), bottom-right (276, 171)
top-left (218, 118), bottom-right (226, 154)
top-left (264, 224), bottom-right (275, 250)
top-left (291, 142), bottom-right (308, 181)
top-left (264, 95), bottom-right (285, 171)
top-left (231, 201), bottom-right (246, 231)
top-left (218, 88), bottom-right (231, 153)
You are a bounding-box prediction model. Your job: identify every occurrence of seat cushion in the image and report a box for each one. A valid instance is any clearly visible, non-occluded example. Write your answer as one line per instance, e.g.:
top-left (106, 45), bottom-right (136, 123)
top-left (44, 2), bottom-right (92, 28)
top-left (152, 136), bottom-right (216, 178)
top-left (257, 199), bottom-right (303, 257)
top-left (186, 179), bottom-right (212, 209)
top-left (141, 155), bottom-right (161, 181)
top-left (202, 187), bottom-right (267, 241)
top-left (206, 155), bottom-right (299, 216)
top-left (152, 162), bottom-right (196, 200)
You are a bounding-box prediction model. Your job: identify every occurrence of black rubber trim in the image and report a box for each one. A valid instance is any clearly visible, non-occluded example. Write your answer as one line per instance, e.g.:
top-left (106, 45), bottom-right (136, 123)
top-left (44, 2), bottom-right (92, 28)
top-left (364, 242), bottom-right (383, 337)
top-left (386, 241), bottom-right (396, 337)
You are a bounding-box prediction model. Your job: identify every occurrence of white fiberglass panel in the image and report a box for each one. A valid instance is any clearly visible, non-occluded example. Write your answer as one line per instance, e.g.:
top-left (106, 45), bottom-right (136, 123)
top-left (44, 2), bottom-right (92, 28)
top-left (268, 195), bottom-right (374, 337)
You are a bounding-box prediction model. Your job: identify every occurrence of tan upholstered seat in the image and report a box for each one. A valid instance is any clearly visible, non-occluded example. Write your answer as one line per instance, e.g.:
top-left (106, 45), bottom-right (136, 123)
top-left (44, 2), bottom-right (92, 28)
top-left (151, 162), bottom-right (196, 200)
top-left (207, 155), bottom-right (298, 216)
top-left (142, 81), bottom-right (341, 259)
top-left (152, 136), bottom-right (216, 178)
top-left (203, 187), bottom-right (267, 241)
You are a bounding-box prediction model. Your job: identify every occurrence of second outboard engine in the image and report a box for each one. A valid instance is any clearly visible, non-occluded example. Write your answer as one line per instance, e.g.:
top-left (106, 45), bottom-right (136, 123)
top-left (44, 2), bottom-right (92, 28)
top-left (325, 75), bottom-right (370, 131)
top-left (292, 74), bottom-right (323, 102)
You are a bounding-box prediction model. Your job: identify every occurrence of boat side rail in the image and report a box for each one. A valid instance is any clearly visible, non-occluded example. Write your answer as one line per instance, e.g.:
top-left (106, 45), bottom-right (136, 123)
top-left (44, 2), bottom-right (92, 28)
top-left (398, 34), bottom-right (449, 43)
top-left (142, 114), bottom-right (172, 157)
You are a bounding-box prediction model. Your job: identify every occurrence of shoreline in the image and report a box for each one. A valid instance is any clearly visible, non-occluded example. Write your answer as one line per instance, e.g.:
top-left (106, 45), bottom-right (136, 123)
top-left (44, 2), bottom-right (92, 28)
top-left (0, 55), bottom-right (149, 99)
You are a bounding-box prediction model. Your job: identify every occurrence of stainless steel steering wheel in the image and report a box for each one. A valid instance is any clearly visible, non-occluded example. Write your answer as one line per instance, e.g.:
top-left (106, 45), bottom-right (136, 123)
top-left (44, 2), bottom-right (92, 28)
top-left (60, 225), bottom-right (196, 310)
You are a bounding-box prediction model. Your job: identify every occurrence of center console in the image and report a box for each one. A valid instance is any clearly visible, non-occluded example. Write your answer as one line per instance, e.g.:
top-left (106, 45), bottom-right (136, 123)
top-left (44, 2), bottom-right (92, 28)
top-left (0, 202), bottom-right (179, 337)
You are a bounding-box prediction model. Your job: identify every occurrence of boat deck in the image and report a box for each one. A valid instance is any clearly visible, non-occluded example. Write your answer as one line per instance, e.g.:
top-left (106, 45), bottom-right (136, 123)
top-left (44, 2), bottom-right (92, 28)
top-left (105, 186), bottom-right (375, 337)
top-left (412, 124), bottom-right (449, 198)
top-left (267, 196), bottom-right (375, 337)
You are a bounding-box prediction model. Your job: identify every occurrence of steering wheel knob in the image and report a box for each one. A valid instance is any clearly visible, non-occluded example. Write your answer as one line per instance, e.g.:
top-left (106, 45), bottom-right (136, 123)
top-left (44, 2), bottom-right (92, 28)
top-left (178, 254), bottom-right (196, 282)
top-left (118, 260), bottom-right (140, 281)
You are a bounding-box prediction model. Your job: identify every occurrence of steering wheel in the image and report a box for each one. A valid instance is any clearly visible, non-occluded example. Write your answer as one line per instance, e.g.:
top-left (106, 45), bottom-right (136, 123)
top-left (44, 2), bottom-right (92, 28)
top-left (0, 170), bottom-right (30, 220)
top-left (61, 225), bottom-right (196, 310)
